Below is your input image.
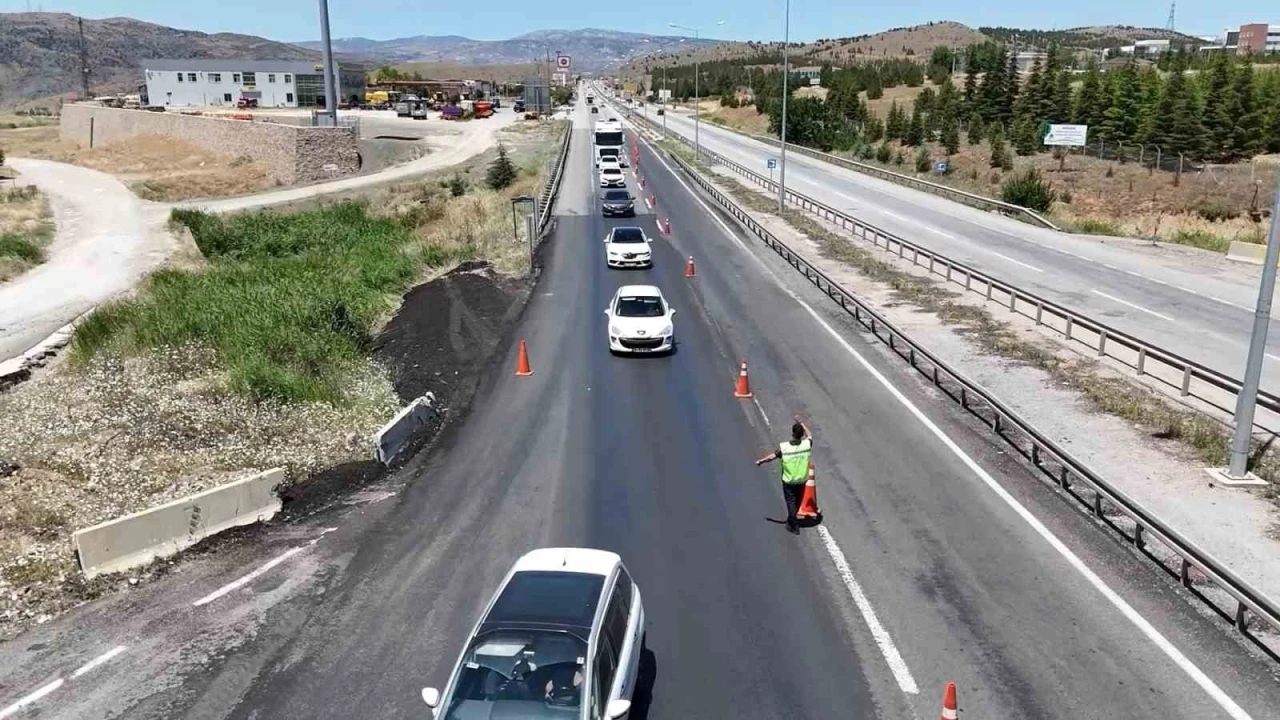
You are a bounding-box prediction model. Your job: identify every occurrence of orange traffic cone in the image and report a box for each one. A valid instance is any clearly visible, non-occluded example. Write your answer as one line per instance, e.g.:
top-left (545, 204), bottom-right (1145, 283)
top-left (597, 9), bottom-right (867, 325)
top-left (684, 256), bottom-right (696, 277)
top-left (515, 340), bottom-right (534, 377)
top-left (797, 461), bottom-right (819, 519)
top-left (939, 681), bottom-right (958, 720)
top-left (733, 360), bottom-right (753, 398)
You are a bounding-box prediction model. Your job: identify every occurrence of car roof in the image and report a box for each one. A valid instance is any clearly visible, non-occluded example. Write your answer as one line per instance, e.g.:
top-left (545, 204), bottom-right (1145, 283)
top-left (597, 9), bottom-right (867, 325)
top-left (512, 547), bottom-right (621, 577)
top-left (615, 284), bottom-right (663, 298)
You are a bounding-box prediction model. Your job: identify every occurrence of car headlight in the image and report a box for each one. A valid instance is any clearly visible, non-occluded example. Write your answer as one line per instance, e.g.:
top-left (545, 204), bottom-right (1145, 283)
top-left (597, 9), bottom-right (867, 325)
top-left (660, 325), bottom-right (674, 337)
top-left (610, 325), bottom-right (622, 335)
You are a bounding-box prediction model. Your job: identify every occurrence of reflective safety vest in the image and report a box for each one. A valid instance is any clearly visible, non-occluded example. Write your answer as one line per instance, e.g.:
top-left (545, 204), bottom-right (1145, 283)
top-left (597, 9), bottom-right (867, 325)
top-left (779, 438), bottom-right (812, 485)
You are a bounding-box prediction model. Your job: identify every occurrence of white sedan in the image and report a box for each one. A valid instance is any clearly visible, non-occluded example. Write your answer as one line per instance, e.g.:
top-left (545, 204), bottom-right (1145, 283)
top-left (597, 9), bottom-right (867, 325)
top-left (605, 285), bottom-right (676, 355)
top-left (603, 226), bottom-right (652, 269)
top-left (599, 166), bottom-right (625, 188)
top-left (422, 548), bottom-right (646, 720)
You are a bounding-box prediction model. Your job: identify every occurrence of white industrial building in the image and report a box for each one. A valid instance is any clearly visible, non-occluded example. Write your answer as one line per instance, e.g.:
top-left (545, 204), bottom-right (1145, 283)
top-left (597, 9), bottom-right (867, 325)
top-left (142, 59), bottom-right (366, 108)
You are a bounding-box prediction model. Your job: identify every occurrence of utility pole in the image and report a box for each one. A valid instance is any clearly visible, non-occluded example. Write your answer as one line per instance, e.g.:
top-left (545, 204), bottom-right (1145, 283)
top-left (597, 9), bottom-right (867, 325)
top-left (317, 0), bottom-right (338, 125)
top-left (1226, 171), bottom-right (1280, 479)
top-left (777, 0), bottom-right (790, 212)
top-left (78, 17), bottom-right (90, 100)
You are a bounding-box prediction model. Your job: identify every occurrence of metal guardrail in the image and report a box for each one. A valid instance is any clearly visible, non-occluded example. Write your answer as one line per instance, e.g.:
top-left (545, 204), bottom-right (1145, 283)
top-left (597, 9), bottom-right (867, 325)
top-left (614, 99), bottom-right (1280, 659)
top-left (625, 107), bottom-right (1280, 434)
top-left (660, 109), bottom-right (1058, 229)
top-left (536, 119), bottom-right (573, 234)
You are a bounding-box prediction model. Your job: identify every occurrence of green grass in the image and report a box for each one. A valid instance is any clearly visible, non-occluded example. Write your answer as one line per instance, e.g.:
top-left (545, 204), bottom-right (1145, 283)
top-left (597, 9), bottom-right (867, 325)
top-left (0, 233), bottom-right (42, 262)
top-left (1167, 229), bottom-right (1233, 253)
top-left (73, 202), bottom-right (460, 403)
top-left (1065, 217), bottom-right (1122, 236)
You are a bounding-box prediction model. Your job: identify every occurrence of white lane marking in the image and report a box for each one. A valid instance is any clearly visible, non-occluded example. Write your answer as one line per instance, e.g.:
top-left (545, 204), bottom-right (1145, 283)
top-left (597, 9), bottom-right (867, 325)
top-left (0, 678), bottom-right (65, 719)
top-left (817, 526), bottom-right (919, 694)
top-left (1210, 296), bottom-right (1251, 311)
top-left (751, 397), bottom-right (772, 428)
top-left (639, 130), bottom-right (1255, 719)
top-left (989, 251), bottom-right (1043, 273)
top-left (1266, 353), bottom-right (1280, 363)
top-left (1090, 290), bottom-right (1177, 323)
top-left (192, 528), bottom-right (337, 607)
top-left (71, 645), bottom-right (128, 679)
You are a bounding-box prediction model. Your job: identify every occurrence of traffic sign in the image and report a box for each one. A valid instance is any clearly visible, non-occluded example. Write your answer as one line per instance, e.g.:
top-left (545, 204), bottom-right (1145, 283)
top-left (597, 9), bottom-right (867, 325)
top-left (556, 55), bottom-right (572, 69)
top-left (934, 160), bottom-right (949, 175)
top-left (767, 158), bottom-right (777, 169)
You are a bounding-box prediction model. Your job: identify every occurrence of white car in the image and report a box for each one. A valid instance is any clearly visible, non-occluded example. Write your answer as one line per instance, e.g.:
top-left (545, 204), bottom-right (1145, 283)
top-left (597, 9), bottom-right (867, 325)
top-left (603, 226), bottom-right (652, 269)
top-left (422, 548), bottom-right (646, 720)
top-left (599, 167), bottom-right (625, 188)
top-left (605, 285), bottom-right (675, 355)
top-left (598, 157), bottom-right (621, 174)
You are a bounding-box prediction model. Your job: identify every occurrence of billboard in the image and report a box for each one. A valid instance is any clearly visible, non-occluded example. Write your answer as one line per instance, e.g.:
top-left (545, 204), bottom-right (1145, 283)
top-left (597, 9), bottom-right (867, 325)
top-left (1044, 124), bottom-right (1088, 147)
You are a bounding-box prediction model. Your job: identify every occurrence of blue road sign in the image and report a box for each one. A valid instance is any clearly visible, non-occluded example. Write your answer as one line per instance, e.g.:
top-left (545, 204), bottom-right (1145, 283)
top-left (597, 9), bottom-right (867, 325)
top-left (767, 158), bottom-right (777, 169)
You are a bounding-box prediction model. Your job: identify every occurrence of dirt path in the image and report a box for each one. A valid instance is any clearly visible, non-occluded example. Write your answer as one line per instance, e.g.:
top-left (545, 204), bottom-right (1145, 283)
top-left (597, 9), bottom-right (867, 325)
top-left (0, 159), bottom-right (171, 364)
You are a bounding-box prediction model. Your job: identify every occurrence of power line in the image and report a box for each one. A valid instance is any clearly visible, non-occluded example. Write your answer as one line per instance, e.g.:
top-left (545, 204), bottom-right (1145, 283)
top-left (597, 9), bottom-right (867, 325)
top-left (1165, 2), bottom-right (1176, 32)
top-left (78, 16), bottom-right (91, 100)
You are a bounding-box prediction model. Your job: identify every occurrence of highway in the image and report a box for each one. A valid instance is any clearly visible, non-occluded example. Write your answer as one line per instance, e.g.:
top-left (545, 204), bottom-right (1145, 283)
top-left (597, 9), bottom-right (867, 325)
top-left (4, 95), bottom-right (1280, 720)
top-left (644, 104), bottom-right (1280, 399)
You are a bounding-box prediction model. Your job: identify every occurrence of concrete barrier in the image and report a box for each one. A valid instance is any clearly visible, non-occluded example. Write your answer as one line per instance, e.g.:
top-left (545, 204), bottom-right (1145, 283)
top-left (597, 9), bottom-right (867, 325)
top-left (1226, 240), bottom-right (1269, 265)
top-left (72, 468), bottom-right (284, 578)
top-left (374, 393), bottom-right (437, 465)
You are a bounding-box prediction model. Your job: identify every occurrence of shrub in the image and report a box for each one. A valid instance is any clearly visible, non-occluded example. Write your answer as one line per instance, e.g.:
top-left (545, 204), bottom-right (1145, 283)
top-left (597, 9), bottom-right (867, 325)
top-left (893, 150), bottom-right (905, 166)
top-left (1170, 229), bottom-right (1232, 252)
top-left (857, 143), bottom-right (874, 160)
top-left (876, 143), bottom-right (892, 163)
top-left (1070, 217), bottom-right (1121, 235)
top-left (914, 147), bottom-right (931, 173)
top-left (1000, 168), bottom-right (1057, 212)
top-left (448, 173), bottom-right (467, 197)
top-left (1195, 203), bottom-right (1240, 223)
top-left (999, 153), bottom-right (1014, 172)
top-left (0, 234), bottom-right (42, 262)
top-left (967, 167), bottom-right (979, 181)
top-left (0, 146), bottom-right (5, 167)
top-left (1105, 165), bottom-right (1115, 178)
top-left (988, 127), bottom-right (1009, 169)
top-left (486, 145), bottom-right (518, 190)
top-left (1059, 189), bottom-right (1072, 204)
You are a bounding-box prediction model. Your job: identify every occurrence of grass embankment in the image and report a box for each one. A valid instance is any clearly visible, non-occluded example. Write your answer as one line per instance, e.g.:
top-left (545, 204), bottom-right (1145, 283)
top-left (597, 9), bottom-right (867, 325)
top-left (71, 140), bottom-right (549, 404)
top-left (0, 185), bottom-right (55, 282)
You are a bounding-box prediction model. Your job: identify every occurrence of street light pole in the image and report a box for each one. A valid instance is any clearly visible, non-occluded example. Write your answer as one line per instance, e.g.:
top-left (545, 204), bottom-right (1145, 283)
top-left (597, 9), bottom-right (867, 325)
top-left (662, 65), bottom-right (668, 139)
top-left (777, 0), bottom-right (790, 212)
top-left (670, 21), bottom-right (724, 160)
top-left (317, 0), bottom-right (338, 126)
top-left (1226, 172), bottom-right (1280, 478)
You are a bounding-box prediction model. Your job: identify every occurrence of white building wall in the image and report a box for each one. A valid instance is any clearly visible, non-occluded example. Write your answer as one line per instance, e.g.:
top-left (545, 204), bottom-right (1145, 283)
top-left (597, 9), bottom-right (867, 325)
top-left (144, 69), bottom-right (300, 108)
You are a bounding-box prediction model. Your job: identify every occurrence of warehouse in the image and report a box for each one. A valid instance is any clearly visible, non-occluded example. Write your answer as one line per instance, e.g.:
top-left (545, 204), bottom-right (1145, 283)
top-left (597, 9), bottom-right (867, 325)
top-left (142, 59), bottom-right (366, 108)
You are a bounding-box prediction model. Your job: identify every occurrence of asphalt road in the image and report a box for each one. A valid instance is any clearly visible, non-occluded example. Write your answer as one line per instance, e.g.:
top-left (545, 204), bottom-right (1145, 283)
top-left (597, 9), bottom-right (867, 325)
top-left (4, 95), bottom-right (1280, 719)
top-left (641, 104), bottom-right (1280, 400)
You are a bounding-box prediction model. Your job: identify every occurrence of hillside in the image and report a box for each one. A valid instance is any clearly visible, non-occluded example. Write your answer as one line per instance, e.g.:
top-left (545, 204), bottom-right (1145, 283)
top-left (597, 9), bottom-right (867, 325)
top-left (296, 29), bottom-right (721, 71)
top-left (806, 21), bottom-right (989, 63)
top-left (0, 12), bottom-right (319, 107)
top-left (979, 25), bottom-right (1204, 49)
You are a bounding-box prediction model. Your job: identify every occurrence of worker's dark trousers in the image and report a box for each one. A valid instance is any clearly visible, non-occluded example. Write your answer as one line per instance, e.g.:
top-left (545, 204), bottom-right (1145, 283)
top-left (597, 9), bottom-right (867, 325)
top-left (781, 482), bottom-right (805, 529)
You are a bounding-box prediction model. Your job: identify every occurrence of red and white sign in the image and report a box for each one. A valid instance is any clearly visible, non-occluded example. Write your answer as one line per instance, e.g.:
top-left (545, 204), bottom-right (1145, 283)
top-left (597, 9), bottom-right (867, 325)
top-left (556, 54), bottom-right (572, 69)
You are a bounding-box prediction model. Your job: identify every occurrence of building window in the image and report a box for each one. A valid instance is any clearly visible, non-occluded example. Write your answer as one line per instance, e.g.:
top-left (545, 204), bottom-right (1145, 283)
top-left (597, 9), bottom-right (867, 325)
top-left (242, 71), bottom-right (256, 85)
top-left (223, 93), bottom-right (232, 102)
top-left (187, 73), bottom-right (197, 82)
top-left (233, 73), bottom-right (241, 83)
top-left (209, 73), bottom-right (221, 83)
top-left (286, 92), bottom-right (294, 103)
top-left (284, 74), bottom-right (293, 84)
top-left (268, 73), bottom-right (276, 83)
top-left (177, 72), bottom-right (184, 83)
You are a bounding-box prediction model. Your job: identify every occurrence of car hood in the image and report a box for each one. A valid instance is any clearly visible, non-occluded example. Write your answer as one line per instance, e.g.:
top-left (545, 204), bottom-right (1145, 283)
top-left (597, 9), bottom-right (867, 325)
top-left (611, 315), bottom-right (671, 335)
top-left (606, 243), bottom-right (649, 254)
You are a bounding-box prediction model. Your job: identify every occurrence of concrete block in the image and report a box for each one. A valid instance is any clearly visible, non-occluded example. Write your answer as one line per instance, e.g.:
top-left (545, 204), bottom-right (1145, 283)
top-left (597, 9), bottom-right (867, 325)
top-left (1226, 240), bottom-right (1268, 265)
top-left (374, 393), bottom-right (437, 465)
top-left (72, 468), bottom-right (284, 579)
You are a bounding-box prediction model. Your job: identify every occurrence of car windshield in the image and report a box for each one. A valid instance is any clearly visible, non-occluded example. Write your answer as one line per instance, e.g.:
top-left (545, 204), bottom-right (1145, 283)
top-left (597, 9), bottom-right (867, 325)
top-left (441, 630), bottom-right (588, 720)
top-left (603, 191), bottom-right (630, 202)
top-left (610, 228), bottom-right (645, 244)
top-left (603, 169), bottom-right (622, 176)
top-left (616, 296), bottom-right (665, 317)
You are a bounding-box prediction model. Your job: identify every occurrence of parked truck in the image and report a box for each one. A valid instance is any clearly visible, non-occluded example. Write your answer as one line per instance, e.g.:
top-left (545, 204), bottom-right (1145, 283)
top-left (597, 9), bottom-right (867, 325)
top-left (474, 100), bottom-right (494, 119)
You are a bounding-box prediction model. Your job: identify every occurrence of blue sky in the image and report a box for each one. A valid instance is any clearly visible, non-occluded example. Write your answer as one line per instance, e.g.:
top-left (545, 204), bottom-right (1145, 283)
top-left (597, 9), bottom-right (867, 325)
top-left (1, 1), bottom-right (1274, 43)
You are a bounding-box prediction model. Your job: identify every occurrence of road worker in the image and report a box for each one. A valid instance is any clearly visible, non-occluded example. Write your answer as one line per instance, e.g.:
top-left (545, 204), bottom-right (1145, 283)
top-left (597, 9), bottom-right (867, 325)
top-left (756, 416), bottom-right (813, 535)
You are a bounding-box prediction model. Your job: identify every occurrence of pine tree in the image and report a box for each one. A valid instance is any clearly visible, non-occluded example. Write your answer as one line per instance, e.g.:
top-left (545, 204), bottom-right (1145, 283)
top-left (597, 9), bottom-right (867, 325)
top-left (962, 46), bottom-right (979, 110)
top-left (886, 100), bottom-right (906, 140)
top-left (1024, 55), bottom-right (1046, 123)
top-left (977, 45), bottom-right (1008, 123)
top-left (905, 103), bottom-right (925, 146)
top-left (1231, 58), bottom-right (1262, 158)
top-left (967, 112), bottom-right (986, 146)
top-left (1151, 70), bottom-right (1204, 159)
top-left (1050, 70), bottom-right (1073, 125)
top-left (1133, 67), bottom-right (1164, 146)
top-left (1101, 63), bottom-right (1140, 142)
top-left (864, 115), bottom-right (885, 144)
top-left (988, 126), bottom-right (1010, 168)
top-left (486, 144), bottom-right (518, 190)
top-left (1073, 65), bottom-right (1105, 127)
top-left (1200, 52), bottom-right (1236, 161)
top-left (1012, 115), bottom-right (1040, 156)
top-left (999, 50), bottom-right (1020, 127)
top-left (941, 117), bottom-right (961, 155)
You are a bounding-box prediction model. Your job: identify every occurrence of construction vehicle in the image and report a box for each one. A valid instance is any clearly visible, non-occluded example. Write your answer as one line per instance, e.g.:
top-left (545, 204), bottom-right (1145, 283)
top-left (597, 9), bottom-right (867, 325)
top-left (474, 100), bottom-right (493, 119)
top-left (394, 95), bottom-right (423, 117)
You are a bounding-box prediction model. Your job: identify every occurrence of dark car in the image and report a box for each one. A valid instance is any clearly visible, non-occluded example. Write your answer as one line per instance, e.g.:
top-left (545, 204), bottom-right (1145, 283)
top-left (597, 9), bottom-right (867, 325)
top-left (601, 190), bottom-right (635, 217)
top-left (591, 106), bottom-right (599, 114)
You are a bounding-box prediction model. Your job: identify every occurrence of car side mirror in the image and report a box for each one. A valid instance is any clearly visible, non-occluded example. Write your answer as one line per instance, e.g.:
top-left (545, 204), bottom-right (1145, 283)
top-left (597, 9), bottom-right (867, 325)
top-left (421, 687), bottom-right (440, 709)
top-left (670, 309), bottom-right (677, 316)
top-left (646, 237), bottom-right (653, 243)
top-left (606, 699), bottom-right (632, 719)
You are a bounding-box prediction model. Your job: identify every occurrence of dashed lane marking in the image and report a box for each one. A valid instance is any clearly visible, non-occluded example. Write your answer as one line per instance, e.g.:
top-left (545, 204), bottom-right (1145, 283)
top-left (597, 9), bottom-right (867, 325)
top-left (0, 679), bottom-right (65, 720)
top-left (71, 645), bottom-right (128, 679)
top-left (192, 528), bottom-right (337, 608)
top-left (1091, 290), bottom-right (1177, 323)
top-left (634, 124), bottom-right (1254, 719)
top-left (989, 251), bottom-right (1043, 273)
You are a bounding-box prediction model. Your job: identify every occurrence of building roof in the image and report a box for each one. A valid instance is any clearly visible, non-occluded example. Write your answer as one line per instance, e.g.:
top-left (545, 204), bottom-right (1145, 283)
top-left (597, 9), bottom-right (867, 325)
top-left (142, 59), bottom-right (360, 74)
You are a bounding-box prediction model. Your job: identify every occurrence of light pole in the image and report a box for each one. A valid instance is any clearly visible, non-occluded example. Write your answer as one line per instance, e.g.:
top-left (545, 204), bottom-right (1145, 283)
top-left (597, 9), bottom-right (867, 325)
top-left (777, 0), bottom-right (790, 212)
top-left (1225, 171), bottom-right (1280, 480)
top-left (316, 0), bottom-right (338, 126)
top-left (668, 20), bottom-right (724, 160)
top-left (662, 64), bottom-right (668, 139)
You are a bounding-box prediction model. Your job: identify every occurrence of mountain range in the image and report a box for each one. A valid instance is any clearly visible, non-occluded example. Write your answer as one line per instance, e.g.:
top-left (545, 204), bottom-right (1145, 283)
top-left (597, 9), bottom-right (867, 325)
top-left (292, 29), bottom-right (719, 70)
